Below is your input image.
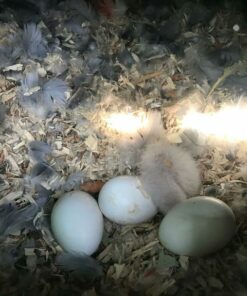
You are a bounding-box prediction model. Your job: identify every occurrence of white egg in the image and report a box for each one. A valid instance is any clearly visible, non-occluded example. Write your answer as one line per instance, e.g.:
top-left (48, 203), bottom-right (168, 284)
top-left (51, 191), bottom-right (103, 256)
top-left (159, 196), bottom-right (236, 256)
top-left (98, 176), bottom-right (157, 225)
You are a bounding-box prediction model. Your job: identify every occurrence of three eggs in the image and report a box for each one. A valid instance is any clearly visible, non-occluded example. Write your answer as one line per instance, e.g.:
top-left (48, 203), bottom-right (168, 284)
top-left (51, 175), bottom-right (236, 257)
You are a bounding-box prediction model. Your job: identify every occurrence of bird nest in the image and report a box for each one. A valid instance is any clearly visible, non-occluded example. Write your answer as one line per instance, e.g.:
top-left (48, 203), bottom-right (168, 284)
top-left (0, 0), bottom-right (247, 295)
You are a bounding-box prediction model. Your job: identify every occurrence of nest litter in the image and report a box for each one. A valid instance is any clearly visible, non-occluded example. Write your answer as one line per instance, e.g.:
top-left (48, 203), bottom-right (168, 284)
top-left (0, 0), bottom-right (247, 295)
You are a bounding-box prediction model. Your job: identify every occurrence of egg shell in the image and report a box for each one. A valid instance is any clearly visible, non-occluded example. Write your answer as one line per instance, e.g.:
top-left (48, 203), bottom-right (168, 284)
top-left (98, 176), bottom-right (157, 225)
top-left (159, 196), bottom-right (236, 256)
top-left (51, 191), bottom-right (104, 256)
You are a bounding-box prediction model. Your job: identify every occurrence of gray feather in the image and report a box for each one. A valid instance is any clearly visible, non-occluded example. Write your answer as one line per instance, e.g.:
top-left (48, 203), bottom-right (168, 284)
top-left (42, 79), bottom-right (68, 108)
top-left (185, 45), bottom-right (224, 83)
top-left (19, 71), bottom-right (68, 118)
top-left (139, 138), bottom-right (201, 214)
top-left (63, 172), bottom-right (83, 192)
top-left (64, 16), bottom-right (91, 37)
top-left (28, 141), bottom-right (52, 163)
top-left (19, 92), bottom-right (52, 119)
top-left (22, 23), bottom-right (48, 59)
top-left (30, 162), bottom-right (59, 190)
top-left (23, 175), bottom-right (51, 209)
top-left (0, 23), bottom-right (48, 68)
top-left (63, 18), bottom-right (92, 51)
top-left (86, 52), bottom-right (103, 74)
top-left (55, 252), bottom-right (103, 281)
top-left (34, 184), bottom-right (51, 209)
top-left (68, 0), bottom-right (98, 22)
top-left (0, 200), bottom-right (38, 239)
top-left (0, 36), bottom-right (23, 68)
top-left (21, 71), bottom-right (39, 90)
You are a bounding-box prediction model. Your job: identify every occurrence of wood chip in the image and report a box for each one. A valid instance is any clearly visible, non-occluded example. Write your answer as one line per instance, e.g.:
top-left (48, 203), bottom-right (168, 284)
top-left (80, 180), bottom-right (105, 194)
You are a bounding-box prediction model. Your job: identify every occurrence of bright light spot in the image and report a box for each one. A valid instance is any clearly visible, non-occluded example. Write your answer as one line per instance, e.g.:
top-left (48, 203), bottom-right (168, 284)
top-left (181, 106), bottom-right (247, 142)
top-left (233, 24), bottom-right (240, 32)
top-left (105, 112), bottom-right (149, 134)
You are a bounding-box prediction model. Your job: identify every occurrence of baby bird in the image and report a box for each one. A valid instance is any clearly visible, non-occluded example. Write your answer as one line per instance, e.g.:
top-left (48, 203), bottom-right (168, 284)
top-left (139, 136), bottom-right (201, 214)
top-left (116, 111), bottom-right (201, 213)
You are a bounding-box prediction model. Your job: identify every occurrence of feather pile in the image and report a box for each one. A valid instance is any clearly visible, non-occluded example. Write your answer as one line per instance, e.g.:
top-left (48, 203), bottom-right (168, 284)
top-left (27, 140), bottom-right (83, 192)
top-left (18, 71), bottom-right (69, 118)
top-left (0, 193), bottom-right (39, 240)
top-left (0, 23), bottom-right (48, 69)
top-left (27, 140), bottom-right (62, 191)
top-left (0, 139), bottom-right (55, 242)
